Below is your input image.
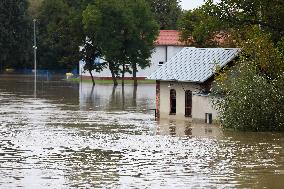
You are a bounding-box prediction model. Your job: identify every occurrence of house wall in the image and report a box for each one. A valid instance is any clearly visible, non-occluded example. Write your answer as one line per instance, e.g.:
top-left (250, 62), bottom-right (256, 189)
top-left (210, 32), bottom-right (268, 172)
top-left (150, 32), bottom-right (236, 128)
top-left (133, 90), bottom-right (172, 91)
top-left (79, 45), bottom-right (184, 79)
top-left (166, 46), bottom-right (184, 62)
top-left (159, 81), bottom-right (218, 122)
top-left (192, 95), bottom-right (218, 121)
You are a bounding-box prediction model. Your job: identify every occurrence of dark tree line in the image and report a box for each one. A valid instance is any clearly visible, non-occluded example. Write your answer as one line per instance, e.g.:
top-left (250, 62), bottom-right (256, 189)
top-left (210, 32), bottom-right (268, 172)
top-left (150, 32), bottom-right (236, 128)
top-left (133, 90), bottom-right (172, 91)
top-left (0, 0), bottom-right (181, 73)
top-left (0, 0), bottom-right (32, 71)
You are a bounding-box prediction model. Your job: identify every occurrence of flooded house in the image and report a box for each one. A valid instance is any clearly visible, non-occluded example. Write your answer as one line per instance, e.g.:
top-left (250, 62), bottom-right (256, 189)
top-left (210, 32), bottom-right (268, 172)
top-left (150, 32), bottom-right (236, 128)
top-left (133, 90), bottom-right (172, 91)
top-left (148, 48), bottom-right (241, 123)
top-left (79, 30), bottom-right (187, 79)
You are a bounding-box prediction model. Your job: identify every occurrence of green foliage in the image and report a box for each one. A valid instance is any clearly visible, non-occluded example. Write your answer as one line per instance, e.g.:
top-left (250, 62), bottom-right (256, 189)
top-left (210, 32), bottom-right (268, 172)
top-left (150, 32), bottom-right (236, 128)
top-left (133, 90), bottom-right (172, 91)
top-left (83, 0), bottom-right (158, 85)
top-left (213, 63), bottom-right (284, 131)
top-left (237, 27), bottom-right (284, 80)
top-left (178, 0), bottom-right (284, 47)
top-left (276, 37), bottom-right (284, 56)
top-left (212, 28), bottom-right (284, 131)
top-left (0, 0), bottom-right (32, 70)
top-left (204, 0), bottom-right (284, 42)
top-left (80, 40), bottom-right (106, 85)
top-left (145, 0), bottom-right (182, 29)
top-left (37, 0), bottom-right (72, 69)
top-left (178, 8), bottom-right (226, 47)
top-left (28, 0), bottom-right (43, 18)
top-left (37, 0), bottom-right (96, 70)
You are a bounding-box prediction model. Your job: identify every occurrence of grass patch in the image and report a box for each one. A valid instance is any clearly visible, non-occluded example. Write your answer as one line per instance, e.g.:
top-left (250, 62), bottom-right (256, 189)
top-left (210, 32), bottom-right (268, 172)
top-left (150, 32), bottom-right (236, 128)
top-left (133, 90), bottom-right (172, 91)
top-left (66, 77), bottom-right (156, 84)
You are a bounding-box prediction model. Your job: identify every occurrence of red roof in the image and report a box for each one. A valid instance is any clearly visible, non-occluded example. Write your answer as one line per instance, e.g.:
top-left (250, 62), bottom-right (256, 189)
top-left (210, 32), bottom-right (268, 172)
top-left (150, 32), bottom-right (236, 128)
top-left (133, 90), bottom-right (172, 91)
top-left (155, 30), bottom-right (185, 46)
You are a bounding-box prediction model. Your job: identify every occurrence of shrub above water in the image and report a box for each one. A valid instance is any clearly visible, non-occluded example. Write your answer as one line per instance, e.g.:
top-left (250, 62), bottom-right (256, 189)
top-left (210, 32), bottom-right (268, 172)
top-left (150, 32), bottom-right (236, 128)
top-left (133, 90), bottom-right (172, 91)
top-left (212, 28), bottom-right (284, 132)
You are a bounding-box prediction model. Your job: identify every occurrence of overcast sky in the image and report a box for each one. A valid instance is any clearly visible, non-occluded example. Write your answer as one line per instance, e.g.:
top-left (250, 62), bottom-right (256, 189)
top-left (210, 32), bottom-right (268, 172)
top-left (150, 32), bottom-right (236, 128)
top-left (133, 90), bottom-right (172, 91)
top-left (180, 0), bottom-right (205, 10)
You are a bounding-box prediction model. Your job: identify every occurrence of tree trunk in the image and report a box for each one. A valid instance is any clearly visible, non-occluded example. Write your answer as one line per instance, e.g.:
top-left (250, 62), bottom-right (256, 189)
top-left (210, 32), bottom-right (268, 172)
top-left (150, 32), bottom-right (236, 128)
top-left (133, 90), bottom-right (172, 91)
top-left (111, 85), bottom-right (117, 105)
top-left (132, 84), bottom-right (137, 107)
top-left (133, 63), bottom-right (137, 86)
top-left (0, 60), bottom-right (4, 73)
top-left (109, 62), bottom-right (118, 86)
top-left (122, 84), bottom-right (125, 110)
top-left (88, 69), bottom-right (95, 85)
top-left (122, 63), bottom-right (125, 86)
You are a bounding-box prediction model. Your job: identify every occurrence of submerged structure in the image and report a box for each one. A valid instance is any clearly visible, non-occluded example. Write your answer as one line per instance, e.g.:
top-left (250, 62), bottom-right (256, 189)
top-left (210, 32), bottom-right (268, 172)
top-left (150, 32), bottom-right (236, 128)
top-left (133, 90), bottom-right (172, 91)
top-left (79, 30), bottom-right (186, 79)
top-left (148, 48), bottom-right (241, 123)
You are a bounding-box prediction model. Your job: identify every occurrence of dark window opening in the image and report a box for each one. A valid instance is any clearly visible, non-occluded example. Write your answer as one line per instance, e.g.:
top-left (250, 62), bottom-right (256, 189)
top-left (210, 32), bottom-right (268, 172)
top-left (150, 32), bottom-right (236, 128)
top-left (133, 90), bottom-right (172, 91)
top-left (170, 89), bottom-right (176, 114)
top-left (185, 90), bottom-right (192, 117)
top-left (158, 62), bottom-right (164, 66)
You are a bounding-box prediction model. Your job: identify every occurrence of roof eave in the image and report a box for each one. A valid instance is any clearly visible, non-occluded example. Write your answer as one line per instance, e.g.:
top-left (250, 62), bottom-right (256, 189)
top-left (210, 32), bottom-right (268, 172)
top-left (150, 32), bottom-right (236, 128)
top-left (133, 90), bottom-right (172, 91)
top-left (155, 44), bottom-right (187, 47)
top-left (147, 78), bottom-right (202, 84)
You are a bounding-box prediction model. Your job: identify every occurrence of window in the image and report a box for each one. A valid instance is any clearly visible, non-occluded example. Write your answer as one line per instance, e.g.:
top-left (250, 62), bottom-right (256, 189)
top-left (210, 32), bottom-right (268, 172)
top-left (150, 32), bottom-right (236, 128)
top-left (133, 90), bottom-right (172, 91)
top-left (185, 90), bottom-right (192, 117)
top-left (170, 89), bottom-right (176, 114)
top-left (158, 61), bottom-right (164, 66)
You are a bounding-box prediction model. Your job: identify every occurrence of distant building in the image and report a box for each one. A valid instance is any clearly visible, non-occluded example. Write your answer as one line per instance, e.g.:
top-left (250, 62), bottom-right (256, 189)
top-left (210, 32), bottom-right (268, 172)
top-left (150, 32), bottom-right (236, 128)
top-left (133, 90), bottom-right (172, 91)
top-left (79, 30), bottom-right (186, 79)
top-left (148, 48), bottom-right (241, 123)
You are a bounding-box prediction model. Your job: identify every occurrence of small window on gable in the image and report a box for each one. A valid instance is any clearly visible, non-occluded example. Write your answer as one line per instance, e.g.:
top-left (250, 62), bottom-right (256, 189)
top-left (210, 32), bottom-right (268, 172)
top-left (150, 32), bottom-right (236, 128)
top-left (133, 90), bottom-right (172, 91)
top-left (158, 62), bottom-right (164, 66)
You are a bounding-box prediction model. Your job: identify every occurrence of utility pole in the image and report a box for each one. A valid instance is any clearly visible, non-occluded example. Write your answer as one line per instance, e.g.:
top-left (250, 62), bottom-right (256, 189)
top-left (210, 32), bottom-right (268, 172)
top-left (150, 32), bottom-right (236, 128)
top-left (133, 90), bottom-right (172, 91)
top-left (33, 19), bottom-right (37, 98)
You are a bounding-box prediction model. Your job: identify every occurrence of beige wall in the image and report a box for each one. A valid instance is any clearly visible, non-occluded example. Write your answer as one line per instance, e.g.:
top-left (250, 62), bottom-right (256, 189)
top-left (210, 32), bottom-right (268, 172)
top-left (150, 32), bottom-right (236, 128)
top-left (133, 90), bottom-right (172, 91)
top-left (192, 95), bottom-right (218, 121)
top-left (159, 81), bottom-right (218, 121)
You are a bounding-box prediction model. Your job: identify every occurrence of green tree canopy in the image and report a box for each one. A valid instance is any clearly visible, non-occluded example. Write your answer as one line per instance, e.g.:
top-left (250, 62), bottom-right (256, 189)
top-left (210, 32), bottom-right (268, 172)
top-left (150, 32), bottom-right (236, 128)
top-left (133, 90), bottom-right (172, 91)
top-left (178, 0), bottom-right (284, 46)
top-left (37, 0), bottom-right (75, 70)
top-left (83, 0), bottom-right (158, 85)
top-left (204, 0), bottom-right (284, 42)
top-left (28, 0), bottom-right (43, 18)
top-left (145, 0), bottom-right (182, 29)
top-left (178, 8), bottom-right (226, 47)
top-left (0, 0), bottom-right (32, 71)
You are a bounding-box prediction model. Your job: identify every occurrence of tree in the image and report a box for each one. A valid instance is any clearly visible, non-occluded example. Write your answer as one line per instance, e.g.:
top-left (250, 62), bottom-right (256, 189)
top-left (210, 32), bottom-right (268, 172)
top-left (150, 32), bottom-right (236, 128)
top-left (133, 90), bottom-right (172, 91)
top-left (0, 0), bottom-right (32, 71)
top-left (37, 0), bottom-right (96, 71)
top-left (211, 27), bottom-right (284, 131)
top-left (80, 41), bottom-right (106, 85)
top-left (69, 0), bottom-right (107, 85)
top-left (83, 0), bottom-right (158, 86)
top-left (178, 0), bottom-right (284, 47)
top-left (37, 0), bottom-right (73, 70)
top-left (126, 0), bottom-right (159, 86)
top-left (204, 0), bottom-right (284, 42)
top-left (178, 8), bottom-right (226, 47)
top-left (83, 0), bottom-right (126, 85)
top-left (28, 0), bottom-right (43, 18)
top-left (145, 0), bottom-right (182, 29)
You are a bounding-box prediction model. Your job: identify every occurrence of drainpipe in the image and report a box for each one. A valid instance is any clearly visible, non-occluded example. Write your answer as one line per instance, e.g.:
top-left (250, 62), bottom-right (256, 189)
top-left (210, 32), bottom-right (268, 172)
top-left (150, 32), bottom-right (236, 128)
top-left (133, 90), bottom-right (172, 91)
top-left (165, 46), bottom-right (168, 62)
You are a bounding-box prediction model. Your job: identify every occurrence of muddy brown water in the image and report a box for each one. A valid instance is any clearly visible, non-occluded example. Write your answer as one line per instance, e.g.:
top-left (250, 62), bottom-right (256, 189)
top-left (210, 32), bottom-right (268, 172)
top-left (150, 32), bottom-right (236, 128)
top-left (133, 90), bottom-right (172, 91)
top-left (0, 75), bottom-right (283, 188)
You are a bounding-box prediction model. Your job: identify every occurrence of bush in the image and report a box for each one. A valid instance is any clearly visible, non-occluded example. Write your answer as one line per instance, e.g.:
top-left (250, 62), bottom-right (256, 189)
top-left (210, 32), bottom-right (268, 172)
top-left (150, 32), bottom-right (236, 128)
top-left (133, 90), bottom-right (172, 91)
top-left (212, 62), bottom-right (284, 131)
top-left (212, 28), bottom-right (284, 131)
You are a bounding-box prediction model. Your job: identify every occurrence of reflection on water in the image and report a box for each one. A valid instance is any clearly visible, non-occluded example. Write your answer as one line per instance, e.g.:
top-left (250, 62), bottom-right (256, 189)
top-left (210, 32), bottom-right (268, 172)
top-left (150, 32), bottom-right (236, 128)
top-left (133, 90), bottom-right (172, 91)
top-left (157, 119), bottom-right (223, 138)
top-left (79, 83), bottom-right (154, 112)
top-left (0, 75), bottom-right (284, 188)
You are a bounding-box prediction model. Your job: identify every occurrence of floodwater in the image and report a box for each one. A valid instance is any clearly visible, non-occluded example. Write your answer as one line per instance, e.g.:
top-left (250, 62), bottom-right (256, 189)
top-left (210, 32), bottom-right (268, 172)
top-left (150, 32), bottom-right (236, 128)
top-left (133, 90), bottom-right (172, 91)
top-left (0, 75), bottom-right (284, 189)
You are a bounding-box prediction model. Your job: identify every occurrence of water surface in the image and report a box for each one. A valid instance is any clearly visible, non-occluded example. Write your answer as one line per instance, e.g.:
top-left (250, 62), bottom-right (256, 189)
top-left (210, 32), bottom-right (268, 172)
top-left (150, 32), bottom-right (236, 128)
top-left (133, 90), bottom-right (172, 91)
top-left (0, 75), bottom-right (283, 188)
